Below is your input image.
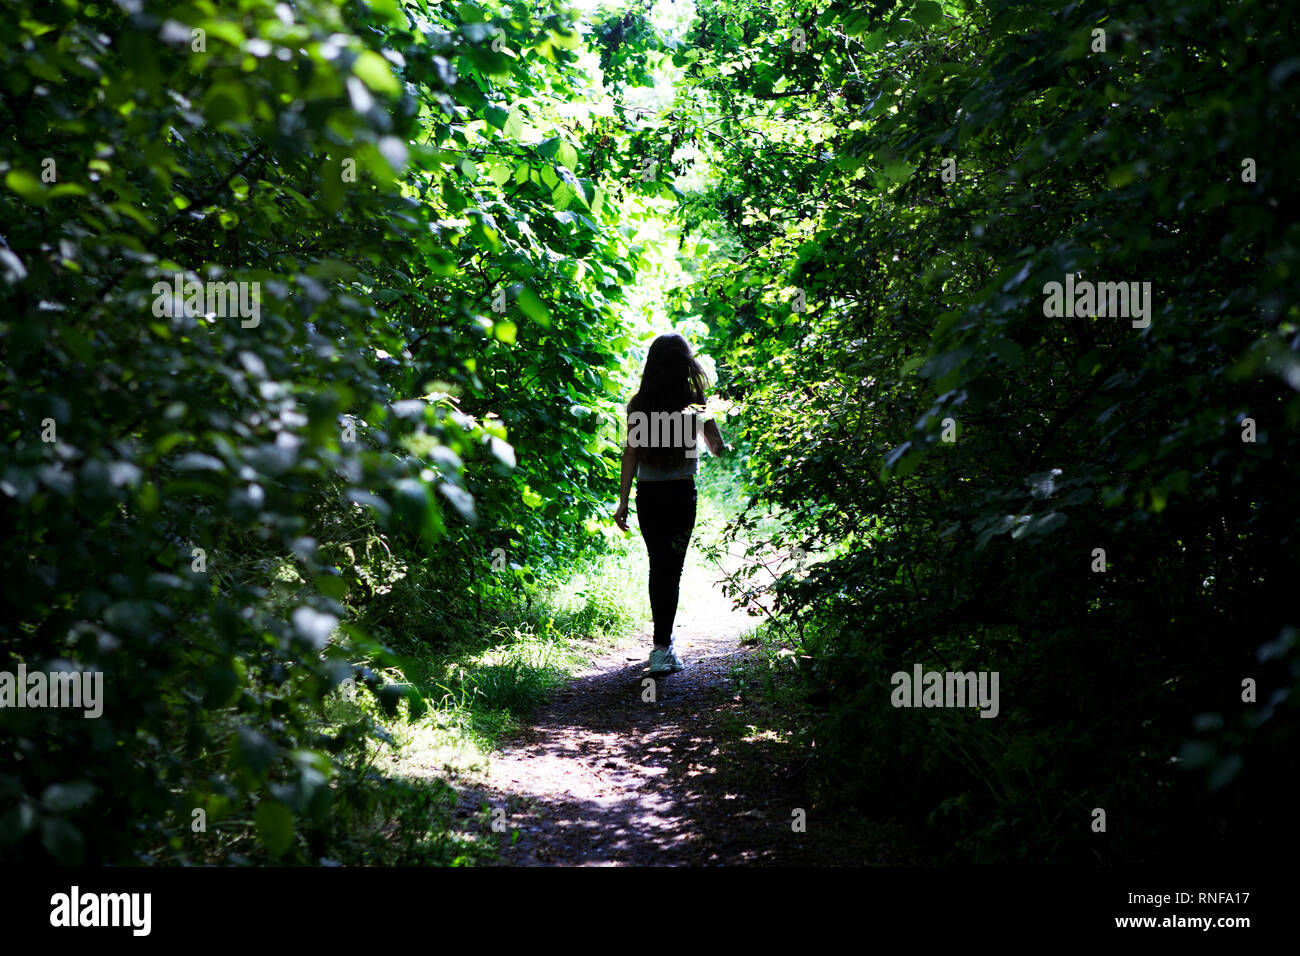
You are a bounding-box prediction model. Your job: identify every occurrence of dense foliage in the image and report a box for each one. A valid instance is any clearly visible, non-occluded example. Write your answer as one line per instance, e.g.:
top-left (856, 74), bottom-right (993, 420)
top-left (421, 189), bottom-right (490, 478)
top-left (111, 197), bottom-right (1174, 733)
top-left (676, 0), bottom-right (1299, 861)
top-left (0, 0), bottom-right (665, 863)
top-left (4, 0), bottom-right (1294, 866)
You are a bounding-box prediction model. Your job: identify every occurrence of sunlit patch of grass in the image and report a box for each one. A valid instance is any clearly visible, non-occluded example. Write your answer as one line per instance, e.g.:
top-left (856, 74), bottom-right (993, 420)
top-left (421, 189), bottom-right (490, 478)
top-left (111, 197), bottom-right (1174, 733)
top-left (543, 535), bottom-right (648, 636)
top-left (327, 466), bottom-right (754, 861)
top-left (324, 771), bottom-right (497, 866)
top-left (368, 550), bottom-right (650, 771)
top-left (376, 709), bottom-right (491, 777)
top-left (312, 688), bottom-right (495, 865)
top-left (695, 457), bottom-right (784, 542)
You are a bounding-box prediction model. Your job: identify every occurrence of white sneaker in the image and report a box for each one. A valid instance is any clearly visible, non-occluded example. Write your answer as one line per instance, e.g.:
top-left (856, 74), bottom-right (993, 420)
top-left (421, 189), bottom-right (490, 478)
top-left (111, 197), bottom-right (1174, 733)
top-left (647, 644), bottom-right (683, 675)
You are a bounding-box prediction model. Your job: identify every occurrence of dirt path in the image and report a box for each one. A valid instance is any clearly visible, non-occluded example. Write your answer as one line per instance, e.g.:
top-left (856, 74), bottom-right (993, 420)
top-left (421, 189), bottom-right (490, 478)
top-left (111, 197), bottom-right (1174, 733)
top-left (457, 561), bottom-right (903, 866)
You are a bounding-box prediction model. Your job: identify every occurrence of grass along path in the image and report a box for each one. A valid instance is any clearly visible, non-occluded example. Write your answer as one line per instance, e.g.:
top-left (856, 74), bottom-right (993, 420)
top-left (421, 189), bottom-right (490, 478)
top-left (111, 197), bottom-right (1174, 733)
top-left (455, 549), bottom-right (903, 866)
top-left (364, 469), bottom-right (911, 865)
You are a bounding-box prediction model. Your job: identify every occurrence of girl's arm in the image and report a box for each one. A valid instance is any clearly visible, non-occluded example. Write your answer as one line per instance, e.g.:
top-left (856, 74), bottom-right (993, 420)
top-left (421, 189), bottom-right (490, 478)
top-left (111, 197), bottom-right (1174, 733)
top-left (702, 417), bottom-right (726, 456)
top-left (613, 442), bottom-right (637, 531)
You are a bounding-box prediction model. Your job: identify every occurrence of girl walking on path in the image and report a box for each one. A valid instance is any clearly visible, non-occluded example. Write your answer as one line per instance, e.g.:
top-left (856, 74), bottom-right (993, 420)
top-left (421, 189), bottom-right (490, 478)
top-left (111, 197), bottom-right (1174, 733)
top-left (612, 333), bottom-right (726, 675)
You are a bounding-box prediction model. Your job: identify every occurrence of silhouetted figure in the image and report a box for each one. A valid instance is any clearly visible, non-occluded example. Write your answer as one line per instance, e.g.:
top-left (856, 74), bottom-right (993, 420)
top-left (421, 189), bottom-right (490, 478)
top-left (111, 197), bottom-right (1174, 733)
top-left (613, 333), bottom-right (726, 675)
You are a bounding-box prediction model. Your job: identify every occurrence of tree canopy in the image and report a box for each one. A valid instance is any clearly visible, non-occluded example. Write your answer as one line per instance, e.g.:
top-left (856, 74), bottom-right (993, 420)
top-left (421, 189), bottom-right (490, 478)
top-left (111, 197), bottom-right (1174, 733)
top-left (2, 0), bottom-right (1296, 866)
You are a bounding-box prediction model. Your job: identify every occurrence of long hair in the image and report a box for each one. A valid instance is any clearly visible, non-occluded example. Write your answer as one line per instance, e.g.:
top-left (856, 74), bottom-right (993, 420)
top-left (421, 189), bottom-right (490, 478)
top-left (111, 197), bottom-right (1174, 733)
top-left (627, 333), bottom-right (710, 469)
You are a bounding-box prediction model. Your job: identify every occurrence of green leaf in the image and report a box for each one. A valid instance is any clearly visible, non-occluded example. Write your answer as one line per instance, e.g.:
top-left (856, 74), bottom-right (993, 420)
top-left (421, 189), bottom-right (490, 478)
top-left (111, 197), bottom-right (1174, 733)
top-left (557, 140), bottom-right (578, 171)
top-left (42, 782), bottom-right (96, 813)
top-left (365, 0), bottom-right (405, 24)
top-left (353, 49), bottom-right (400, 95)
top-left (549, 27), bottom-right (581, 50)
top-left (236, 727), bottom-right (276, 776)
top-left (516, 287), bottom-right (552, 327)
top-left (254, 801), bottom-right (295, 858)
top-left (456, 1), bottom-right (485, 22)
top-left (844, 11), bottom-right (873, 36)
top-left (5, 170), bottom-right (47, 206)
top-left (913, 1), bottom-right (944, 28)
top-left (503, 109), bottom-right (525, 140)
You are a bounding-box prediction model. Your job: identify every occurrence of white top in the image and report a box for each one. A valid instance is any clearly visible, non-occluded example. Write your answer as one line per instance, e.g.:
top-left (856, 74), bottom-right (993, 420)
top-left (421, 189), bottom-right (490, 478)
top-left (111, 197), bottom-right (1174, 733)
top-left (630, 407), bottom-right (704, 481)
top-left (637, 455), bottom-right (699, 482)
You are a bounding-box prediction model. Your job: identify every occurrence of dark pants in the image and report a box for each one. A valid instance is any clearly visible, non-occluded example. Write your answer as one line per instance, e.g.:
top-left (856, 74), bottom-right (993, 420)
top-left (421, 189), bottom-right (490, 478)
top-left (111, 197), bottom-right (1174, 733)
top-left (636, 478), bottom-right (697, 646)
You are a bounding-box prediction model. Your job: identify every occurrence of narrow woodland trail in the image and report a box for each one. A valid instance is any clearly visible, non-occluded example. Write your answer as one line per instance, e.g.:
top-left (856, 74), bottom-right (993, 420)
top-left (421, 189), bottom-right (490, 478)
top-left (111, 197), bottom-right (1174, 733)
top-left (457, 557), bottom-right (903, 866)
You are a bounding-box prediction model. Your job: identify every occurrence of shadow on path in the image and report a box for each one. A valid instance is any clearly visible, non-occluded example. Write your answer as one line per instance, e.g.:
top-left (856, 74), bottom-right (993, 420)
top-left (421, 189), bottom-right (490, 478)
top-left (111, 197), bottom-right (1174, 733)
top-left (451, 573), bottom-right (901, 866)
